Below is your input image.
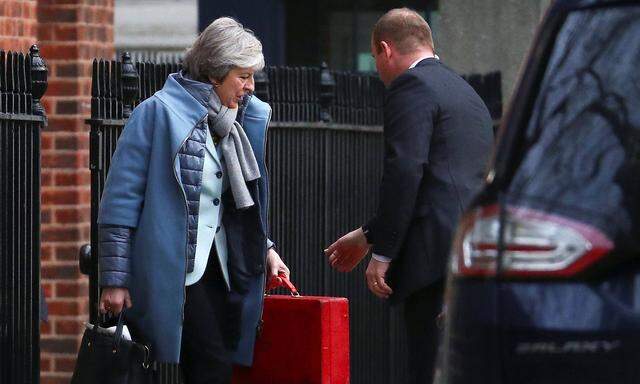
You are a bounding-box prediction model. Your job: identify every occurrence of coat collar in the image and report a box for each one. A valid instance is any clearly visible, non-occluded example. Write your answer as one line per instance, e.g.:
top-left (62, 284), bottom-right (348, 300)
top-left (174, 70), bottom-right (213, 109)
top-left (157, 73), bottom-right (208, 126)
top-left (414, 57), bottom-right (440, 68)
top-left (161, 72), bottom-right (256, 129)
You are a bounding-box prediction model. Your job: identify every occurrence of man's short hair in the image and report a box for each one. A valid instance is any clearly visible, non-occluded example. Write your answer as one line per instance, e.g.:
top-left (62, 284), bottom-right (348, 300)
top-left (372, 8), bottom-right (435, 55)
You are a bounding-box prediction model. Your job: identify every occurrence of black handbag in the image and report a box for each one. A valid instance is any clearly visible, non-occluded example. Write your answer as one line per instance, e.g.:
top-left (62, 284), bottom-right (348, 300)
top-left (71, 309), bottom-right (154, 384)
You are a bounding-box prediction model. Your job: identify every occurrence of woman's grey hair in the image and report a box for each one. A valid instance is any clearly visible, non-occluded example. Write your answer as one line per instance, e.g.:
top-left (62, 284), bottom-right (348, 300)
top-left (183, 17), bottom-right (265, 82)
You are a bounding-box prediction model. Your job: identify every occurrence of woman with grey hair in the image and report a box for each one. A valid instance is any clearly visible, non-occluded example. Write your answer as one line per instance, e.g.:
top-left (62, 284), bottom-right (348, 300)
top-left (96, 17), bottom-right (289, 384)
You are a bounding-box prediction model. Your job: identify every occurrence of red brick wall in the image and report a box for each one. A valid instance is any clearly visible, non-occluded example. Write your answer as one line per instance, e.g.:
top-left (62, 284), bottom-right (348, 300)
top-left (38, 0), bottom-right (115, 378)
top-left (0, 0), bottom-right (38, 52)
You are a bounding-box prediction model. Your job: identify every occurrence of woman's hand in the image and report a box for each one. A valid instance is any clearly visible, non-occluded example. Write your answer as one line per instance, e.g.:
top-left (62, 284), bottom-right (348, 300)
top-left (266, 248), bottom-right (290, 285)
top-left (99, 287), bottom-right (132, 315)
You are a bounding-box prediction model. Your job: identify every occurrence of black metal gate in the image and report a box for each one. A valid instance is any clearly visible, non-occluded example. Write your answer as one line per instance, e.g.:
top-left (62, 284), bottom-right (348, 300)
top-left (0, 45), bottom-right (48, 384)
top-left (81, 53), bottom-right (501, 384)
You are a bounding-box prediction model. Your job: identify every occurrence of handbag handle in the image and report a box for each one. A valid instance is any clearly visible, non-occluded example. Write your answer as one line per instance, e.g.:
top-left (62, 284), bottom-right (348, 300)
top-left (110, 309), bottom-right (152, 368)
top-left (112, 309), bottom-right (127, 353)
top-left (266, 272), bottom-right (300, 296)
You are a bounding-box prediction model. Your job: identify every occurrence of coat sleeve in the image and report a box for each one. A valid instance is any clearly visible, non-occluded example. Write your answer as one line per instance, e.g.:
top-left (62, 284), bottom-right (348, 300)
top-left (365, 72), bottom-right (437, 260)
top-left (244, 96), bottom-right (275, 249)
top-left (99, 225), bottom-right (135, 288)
top-left (97, 102), bottom-right (156, 288)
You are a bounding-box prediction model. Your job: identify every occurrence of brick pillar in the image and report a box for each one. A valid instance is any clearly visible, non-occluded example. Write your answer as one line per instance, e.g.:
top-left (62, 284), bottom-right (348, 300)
top-left (37, 1), bottom-right (114, 382)
top-left (0, 0), bottom-right (38, 51)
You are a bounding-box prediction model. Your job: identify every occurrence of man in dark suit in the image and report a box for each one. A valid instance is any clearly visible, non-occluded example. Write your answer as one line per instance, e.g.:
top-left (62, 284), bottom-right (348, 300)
top-left (325, 8), bottom-right (494, 384)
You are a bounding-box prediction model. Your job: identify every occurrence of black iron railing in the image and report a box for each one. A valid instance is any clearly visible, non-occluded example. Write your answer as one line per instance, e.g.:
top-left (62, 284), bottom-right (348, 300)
top-left (81, 53), bottom-right (501, 384)
top-left (463, 71), bottom-right (502, 121)
top-left (0, 45), bottom-right (48, 384)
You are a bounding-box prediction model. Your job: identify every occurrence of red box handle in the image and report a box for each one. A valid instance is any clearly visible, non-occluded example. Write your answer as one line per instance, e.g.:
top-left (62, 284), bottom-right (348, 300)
top-left (266, 272), bottom-right (300, 296)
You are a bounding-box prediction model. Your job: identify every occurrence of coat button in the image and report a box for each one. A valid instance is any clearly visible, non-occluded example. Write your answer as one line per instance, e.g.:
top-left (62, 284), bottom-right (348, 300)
top-left (216, 171), bottom-right (222, 179)
top-left (216, 226), bottom-right (220, 233)
top-left (213, 198), bottom-right (220, 206)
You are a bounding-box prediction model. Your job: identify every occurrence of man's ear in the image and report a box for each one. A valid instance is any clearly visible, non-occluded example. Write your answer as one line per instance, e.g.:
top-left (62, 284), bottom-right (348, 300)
top-left (380, 41), bottom-right (392, 59)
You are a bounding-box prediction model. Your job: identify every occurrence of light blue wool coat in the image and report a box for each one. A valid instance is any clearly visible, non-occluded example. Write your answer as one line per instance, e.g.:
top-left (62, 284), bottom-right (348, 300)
top-left (97, 73), bottom-right (271, 365)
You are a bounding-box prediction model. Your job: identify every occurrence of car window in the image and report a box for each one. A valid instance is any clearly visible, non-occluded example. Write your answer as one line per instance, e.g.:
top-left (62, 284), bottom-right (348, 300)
top-left (506, 6), bottom-right (640, 247)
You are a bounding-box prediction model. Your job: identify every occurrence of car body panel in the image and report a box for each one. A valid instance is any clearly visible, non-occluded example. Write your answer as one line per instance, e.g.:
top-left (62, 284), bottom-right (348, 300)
top-left (440, 1), bottom-right (640, 383)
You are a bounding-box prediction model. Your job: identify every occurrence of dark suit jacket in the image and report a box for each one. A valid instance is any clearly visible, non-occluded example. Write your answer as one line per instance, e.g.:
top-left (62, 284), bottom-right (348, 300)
top-left (365, 58), bottom-right (493, 303)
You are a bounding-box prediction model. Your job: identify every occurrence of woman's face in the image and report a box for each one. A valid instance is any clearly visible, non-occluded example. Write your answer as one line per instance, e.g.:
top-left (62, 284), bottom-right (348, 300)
top-left (212, 67), bottom-right (256, 109)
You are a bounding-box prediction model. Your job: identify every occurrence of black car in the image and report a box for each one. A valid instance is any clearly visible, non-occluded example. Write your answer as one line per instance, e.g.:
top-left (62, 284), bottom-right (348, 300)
top-left (440, 1), bottom-right (640, 383)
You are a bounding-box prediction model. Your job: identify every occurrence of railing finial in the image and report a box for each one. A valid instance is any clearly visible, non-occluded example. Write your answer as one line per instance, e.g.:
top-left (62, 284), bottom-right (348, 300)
top-left (29, 44), bottom-right (48, 116)
top-left (254, 69), bottom-right (269, 102)
top-left (121, 52), bottom-right (139, 118)
top-left (319, 62), bottom-right (335, 122)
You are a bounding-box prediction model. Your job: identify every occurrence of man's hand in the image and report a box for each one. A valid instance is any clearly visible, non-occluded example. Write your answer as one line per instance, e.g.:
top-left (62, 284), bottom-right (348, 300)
top-left (266, 248), bottom-right (290, 285)
top-left (325, 227), bottom-right (371, 272)
top-left (99, 287), bottom-right (132, 315)
top-left (365, 258), bottom-right (393, 299)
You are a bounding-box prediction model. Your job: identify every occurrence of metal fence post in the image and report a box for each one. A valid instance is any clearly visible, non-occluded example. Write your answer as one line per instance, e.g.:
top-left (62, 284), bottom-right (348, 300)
top-left (319, 62), bottom-right (335, 122)
top-left (1, 46), bottom-right (47, 384)
top-left (254, 69), bottom-right (269, 103)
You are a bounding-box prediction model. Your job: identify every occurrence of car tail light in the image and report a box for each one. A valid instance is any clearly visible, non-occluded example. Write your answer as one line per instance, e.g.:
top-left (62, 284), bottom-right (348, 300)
top-left (450, 204), bottom-right (613, 277)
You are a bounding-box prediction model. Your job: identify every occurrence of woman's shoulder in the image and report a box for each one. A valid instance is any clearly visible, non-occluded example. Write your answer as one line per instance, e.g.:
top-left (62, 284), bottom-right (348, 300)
top-left (244, 95), bottom-right (271, 120)
top-left (129, 94), bottom-right (165, 117)
top-left (129, 91), bottom-right (189, 125)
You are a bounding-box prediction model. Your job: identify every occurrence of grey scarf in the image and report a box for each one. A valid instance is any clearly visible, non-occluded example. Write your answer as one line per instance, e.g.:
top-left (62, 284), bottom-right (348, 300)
top-left (207, 92), bottom-right (260, 209)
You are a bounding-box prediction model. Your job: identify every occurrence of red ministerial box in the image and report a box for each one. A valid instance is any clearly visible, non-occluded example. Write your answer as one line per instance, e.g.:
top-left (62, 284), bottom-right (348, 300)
top-left (233, 295), bottom-right (350, 384)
